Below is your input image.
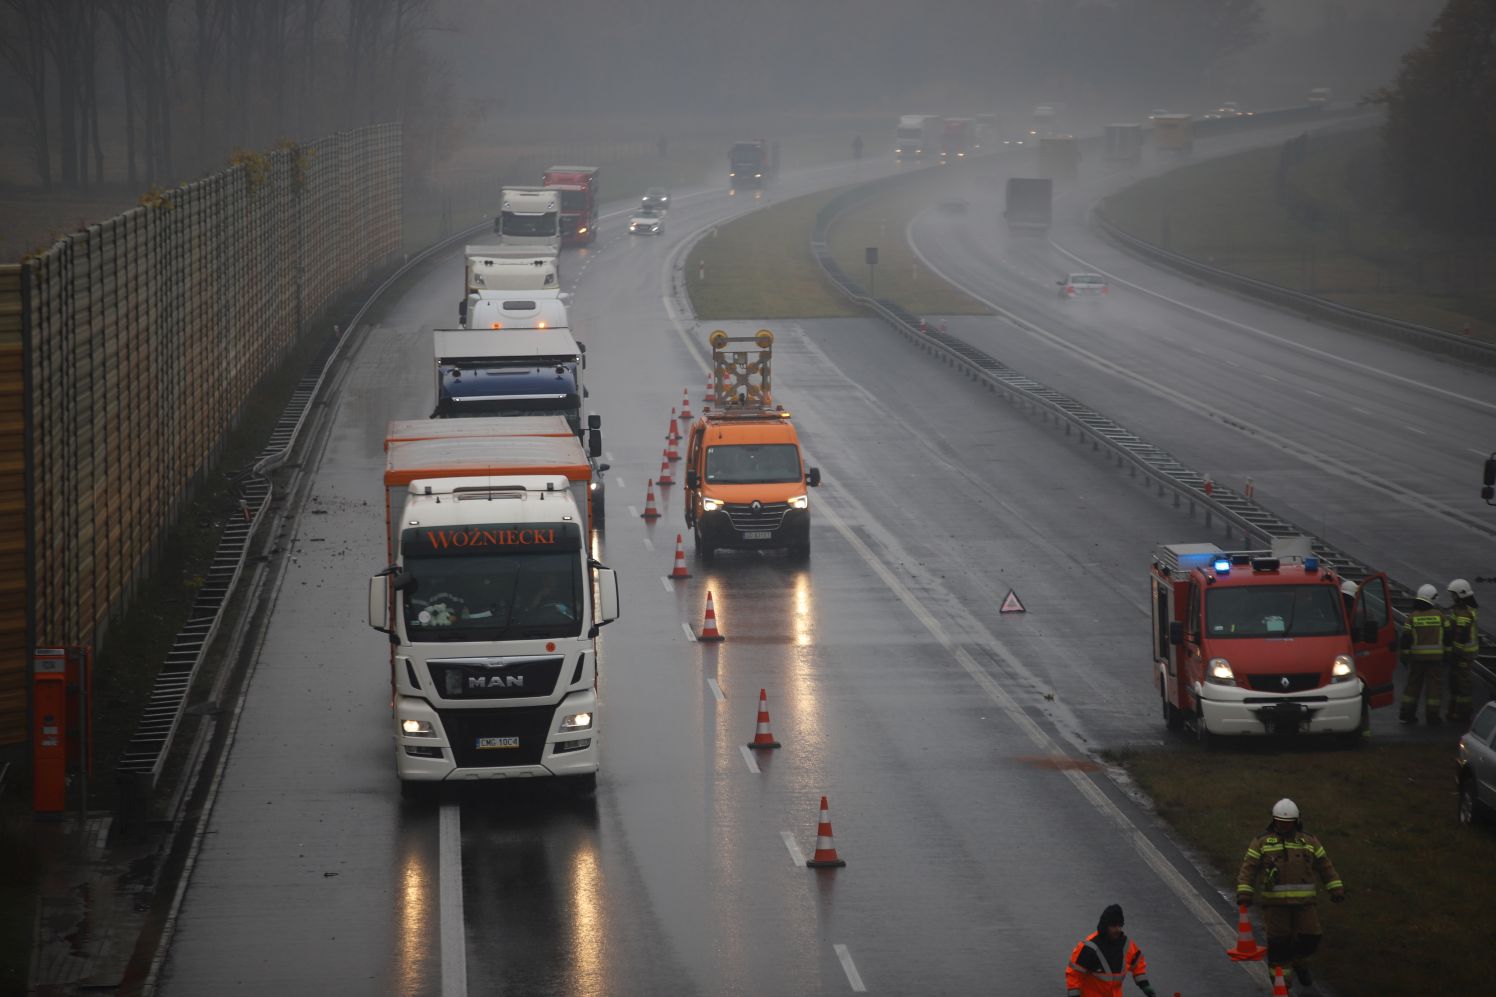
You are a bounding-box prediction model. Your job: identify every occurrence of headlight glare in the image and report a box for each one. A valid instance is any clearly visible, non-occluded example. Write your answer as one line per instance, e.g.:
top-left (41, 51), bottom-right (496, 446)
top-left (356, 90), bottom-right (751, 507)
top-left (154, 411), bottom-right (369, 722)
top-left (701, 497), bottom-right (723, 512)
top-left (1330, 654), bottom-right (1355, 683)
top-left (402, 719), bottom-right (436, 737)
top-left (789, 494), bottom-right (809, 510)
top-left (561, 711), bottom-right (593, 731)
top-left (1206, 657), bottom-right (1236, 686)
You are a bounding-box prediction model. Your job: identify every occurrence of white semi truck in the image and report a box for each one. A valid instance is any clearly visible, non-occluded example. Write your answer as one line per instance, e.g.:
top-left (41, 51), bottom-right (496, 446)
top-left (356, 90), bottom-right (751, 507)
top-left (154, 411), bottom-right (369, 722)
top-left (370, 421), bottom-right (619, 796)
top-left (895, 114), bottom-right (941, 161)
top-left (494, 186), bottom-right (561, 251)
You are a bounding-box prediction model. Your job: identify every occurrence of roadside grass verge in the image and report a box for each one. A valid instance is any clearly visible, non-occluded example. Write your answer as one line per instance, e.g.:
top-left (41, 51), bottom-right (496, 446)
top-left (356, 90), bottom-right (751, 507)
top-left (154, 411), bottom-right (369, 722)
top-left (688, 171), bottom-right (992, 320)
top-left (1101, 127), bottom-right (1496, 343)
top-left (1118, 740), bottom-right (1496, 996)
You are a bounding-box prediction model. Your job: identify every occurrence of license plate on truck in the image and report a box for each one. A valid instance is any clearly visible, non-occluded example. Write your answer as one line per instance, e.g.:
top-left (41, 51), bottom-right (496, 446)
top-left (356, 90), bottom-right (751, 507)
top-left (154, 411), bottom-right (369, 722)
top-left (476, 736), bottom-right (520, 749)
top-left (741, 531), bottom-right (772, 540)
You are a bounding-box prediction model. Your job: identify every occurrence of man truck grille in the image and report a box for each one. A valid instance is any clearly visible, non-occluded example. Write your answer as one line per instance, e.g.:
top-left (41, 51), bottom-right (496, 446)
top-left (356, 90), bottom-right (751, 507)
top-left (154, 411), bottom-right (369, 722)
top-left (437, 706), bottom-right (556, 768)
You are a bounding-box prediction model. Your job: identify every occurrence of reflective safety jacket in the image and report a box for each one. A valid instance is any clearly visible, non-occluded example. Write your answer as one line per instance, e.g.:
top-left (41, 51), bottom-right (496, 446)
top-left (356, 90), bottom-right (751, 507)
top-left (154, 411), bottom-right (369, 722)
top-left (1448, 601), bottom-right (1479, 660)
top-left (1236, 828), bottom-right (1344, 906)
top-left (1399, 604), bottom-right (1447, 662)
top-left (1066, 932), bottom-right (1150, 997)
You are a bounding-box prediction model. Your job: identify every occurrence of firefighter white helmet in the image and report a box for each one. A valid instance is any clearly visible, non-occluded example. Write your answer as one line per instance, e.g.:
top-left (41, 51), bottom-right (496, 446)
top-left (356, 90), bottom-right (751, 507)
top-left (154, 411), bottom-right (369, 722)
top-left (1416, 584), bottom-right (1438, 603)
top-left (1447, 578), bottom-right (1474, 600)
top-left (1339, 580), bottom-right (1358, 598)
top-left (1272, 798), bottom-right (1300, 821)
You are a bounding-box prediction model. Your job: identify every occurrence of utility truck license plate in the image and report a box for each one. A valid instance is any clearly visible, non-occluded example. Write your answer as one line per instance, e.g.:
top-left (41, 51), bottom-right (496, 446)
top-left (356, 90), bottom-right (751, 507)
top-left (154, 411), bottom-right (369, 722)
top-left (741, 531), bottom-right (772, 540)
top-left (476, 736), bottom-right (520, 749)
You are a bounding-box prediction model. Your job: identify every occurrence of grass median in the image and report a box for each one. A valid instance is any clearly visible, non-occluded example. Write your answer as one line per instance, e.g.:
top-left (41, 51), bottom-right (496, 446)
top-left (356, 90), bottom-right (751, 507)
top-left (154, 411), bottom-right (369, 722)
top-left (1102, 126), bottom-right (1496, 343)
top-left (687, 171), bottom-right (991, 320)
top-left (1118, 740), bottom-right (1496, 995)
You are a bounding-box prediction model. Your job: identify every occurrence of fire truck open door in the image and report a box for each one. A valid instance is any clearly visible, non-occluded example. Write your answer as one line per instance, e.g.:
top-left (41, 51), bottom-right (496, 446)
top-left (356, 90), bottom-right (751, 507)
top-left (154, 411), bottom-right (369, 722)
top-left (1350, 573), bottom-right (1398, 707)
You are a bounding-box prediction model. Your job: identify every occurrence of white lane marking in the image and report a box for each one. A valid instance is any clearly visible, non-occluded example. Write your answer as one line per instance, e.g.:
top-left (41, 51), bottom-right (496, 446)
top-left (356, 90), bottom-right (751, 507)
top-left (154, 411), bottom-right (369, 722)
top-left (440, 803), bottom-right (468, 997)
top-left (660, 576), bottom-right (673, 593)
top-left (605, 451), bottom-right (615, 462)
top-left (780, 830), bottom-right (806, 866)
top-left (1351, 406), bottom-right (1372, 416)
top-left (642, 537), bottom-right (654, 551)
top-left (1045, 239), bottom-right (1496, 414)
top-left (682, 622), bottom-right (697, 642)
top-left (1472, 448), bottom-right (1492, 457)
top-left (1404, 424), bottom-right (1427, 435)
top-left (614, 476), bottom-right (626, 490)
top-left (834, 945), bottom-right (867, 993)
top-left (906, 226), bottom-right (1496, 542)
top-left (812, 496), bottom-right (1261, 984)
top-left (739, 744), bottom-right (760, 774)
top-left (708, 677), bottom-right (726, 702)
top-left (627, 505), bottom-right (639, 518)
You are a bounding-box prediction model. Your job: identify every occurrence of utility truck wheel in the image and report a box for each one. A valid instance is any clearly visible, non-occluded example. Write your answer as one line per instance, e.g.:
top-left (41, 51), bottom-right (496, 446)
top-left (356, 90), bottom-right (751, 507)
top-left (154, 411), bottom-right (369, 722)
top-left (694, 526), bottom-right (715, 562)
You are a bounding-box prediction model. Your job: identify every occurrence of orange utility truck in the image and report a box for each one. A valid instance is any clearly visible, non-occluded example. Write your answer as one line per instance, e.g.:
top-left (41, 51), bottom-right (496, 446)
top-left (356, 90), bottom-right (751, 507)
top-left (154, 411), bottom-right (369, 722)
top-left (683, 329), bottom-right (820, 561)
top-left (1149, 538), bottom-right (1398, 747)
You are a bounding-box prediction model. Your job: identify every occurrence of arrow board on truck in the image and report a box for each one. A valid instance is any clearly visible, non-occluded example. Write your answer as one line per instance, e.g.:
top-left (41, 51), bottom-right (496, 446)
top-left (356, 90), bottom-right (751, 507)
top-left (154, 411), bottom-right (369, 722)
top-left (999, 589), bottom-right (1026, 614)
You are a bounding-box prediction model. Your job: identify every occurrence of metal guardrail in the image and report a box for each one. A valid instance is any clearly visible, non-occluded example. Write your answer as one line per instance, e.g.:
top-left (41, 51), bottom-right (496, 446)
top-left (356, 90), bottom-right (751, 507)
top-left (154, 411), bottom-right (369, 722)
top-left (809, 164), bottom-right (1496, 696)
top-left (117, 216), bottom-right (493, 786)
top-left (1093, 211), bottom-right (1496, 367)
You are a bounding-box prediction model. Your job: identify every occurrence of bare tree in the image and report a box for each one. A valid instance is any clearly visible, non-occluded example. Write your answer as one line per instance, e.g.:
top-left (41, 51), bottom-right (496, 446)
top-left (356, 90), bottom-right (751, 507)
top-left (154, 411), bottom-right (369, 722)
top-left (1, 0), bottom-right (53, 187)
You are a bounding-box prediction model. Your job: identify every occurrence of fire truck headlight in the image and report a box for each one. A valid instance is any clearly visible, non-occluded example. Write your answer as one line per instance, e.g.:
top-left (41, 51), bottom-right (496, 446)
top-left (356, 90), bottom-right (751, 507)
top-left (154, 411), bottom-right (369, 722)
top-left (789, 494), bottom-right (809, 510)
top-left (1330, 654), bottom-right (1355, 683)
top-left (577, 227), bottom-right (588, 235)
top-left (701, 497), bottom-right (723, 512)
top-left (401, 719), bottom-right (437, 738)
top-left (560, 711), bottom-right (593, 732)
top-left (1206, 657), bottom-right (1236, 685)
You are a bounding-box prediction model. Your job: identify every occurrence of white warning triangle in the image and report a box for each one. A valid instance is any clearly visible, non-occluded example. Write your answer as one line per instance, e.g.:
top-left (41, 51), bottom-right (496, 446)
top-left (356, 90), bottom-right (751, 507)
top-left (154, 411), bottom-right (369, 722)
top-left (999, 589), bottom-right (1026, 614)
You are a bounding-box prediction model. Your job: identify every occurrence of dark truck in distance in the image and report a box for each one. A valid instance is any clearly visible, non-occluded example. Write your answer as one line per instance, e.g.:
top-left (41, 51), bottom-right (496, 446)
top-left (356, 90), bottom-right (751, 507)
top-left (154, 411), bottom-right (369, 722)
top-left (728, 140), bottom-right (770, 188)
top-left (1004, 177), bottom-right (1052, 234)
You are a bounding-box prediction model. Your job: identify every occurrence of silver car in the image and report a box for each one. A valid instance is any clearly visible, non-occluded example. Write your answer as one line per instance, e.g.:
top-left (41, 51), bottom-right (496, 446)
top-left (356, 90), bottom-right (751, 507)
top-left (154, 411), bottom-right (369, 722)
top-left (1457, 701), bottom-right (1496, 825)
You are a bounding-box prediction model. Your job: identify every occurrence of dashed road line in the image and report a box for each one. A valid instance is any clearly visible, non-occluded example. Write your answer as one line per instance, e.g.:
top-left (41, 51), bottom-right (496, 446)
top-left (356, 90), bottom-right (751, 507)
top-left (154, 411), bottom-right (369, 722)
top-left (707, 677), bottom-right (725, 702)
top-left (780, 830), bottom-right (806, 866)
top-left (739, 744), bottom-right (760, 774)
top-left (681, 622), bottom-right (696, 643)
top-left (834, 945), bottom-right (867, 993)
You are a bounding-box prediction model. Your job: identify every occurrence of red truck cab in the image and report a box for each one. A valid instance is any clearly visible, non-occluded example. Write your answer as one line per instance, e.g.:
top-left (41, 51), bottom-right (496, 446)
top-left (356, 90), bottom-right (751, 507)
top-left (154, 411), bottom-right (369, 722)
top-left (541, 165), bottom-right (599, 246)
top-left (1150, 541), bottom-right (1397, 746)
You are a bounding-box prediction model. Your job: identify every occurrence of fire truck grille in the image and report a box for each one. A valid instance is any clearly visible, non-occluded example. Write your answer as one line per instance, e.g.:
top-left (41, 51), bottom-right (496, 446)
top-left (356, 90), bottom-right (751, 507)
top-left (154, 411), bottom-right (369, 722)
top-left (1246, 673), bottom-right (1323, 693)
top-left (724, 502), bottom-right (789, 531)
top-left (438, 705), bottom-right (555, 768)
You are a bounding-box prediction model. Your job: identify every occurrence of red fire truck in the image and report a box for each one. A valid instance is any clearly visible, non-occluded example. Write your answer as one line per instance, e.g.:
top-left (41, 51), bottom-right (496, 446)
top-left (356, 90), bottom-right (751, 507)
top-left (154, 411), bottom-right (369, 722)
top-left (541, 165), bottom-right (600, 247)
top-left (1149, 539), bottom-right (1398, 747)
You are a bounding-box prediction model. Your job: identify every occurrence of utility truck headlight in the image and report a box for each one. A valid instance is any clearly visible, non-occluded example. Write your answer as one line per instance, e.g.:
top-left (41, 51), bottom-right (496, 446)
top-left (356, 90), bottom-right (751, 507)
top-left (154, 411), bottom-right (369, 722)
top-left (1330, 654), bottom-right (1355, 683)
top-left (402, 719), bottom-right (436, 738)
top-left (560, 711), bottom-right (593, 732)
top-left (1206, 658), bottom-right (1236, 686)
top-left (701, 497), bottom-right (723, 512)
top-left (789, 494), bottom-right (809, 510)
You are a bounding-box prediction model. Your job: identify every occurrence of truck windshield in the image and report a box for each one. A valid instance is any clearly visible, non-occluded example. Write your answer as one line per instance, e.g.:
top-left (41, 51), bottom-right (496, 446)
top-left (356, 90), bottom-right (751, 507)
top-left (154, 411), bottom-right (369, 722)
top-left (559, 191), bottom-right (588, 211)
top-left (1205, 585), bottom-right (1346, 638)
top-left (499, 212), bottom-right (558, 237)
top-left (896, 128), bottom-right (920, 139)
top-left (705, 444), bottom-right (802, 484)
top-left (402, 551), bottom-right (582, 641)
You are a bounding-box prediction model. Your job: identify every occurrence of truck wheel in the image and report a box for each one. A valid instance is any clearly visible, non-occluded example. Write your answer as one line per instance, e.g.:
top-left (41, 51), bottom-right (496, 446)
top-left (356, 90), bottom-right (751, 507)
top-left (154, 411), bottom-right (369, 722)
top-left (694, 526), bottom-right (715, 562)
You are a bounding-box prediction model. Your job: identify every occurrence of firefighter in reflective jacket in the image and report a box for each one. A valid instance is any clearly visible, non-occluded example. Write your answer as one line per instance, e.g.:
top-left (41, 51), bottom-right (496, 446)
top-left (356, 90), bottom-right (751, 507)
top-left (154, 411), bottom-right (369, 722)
top-left (1399, 583), bottom-right (1448, 724)
top-left (1446, 578), bottom-right (1479, 723)
top-left (1065, 905), bottom-right (1158, 997)
top-left (1236, 799), bottom-right (1344, 992)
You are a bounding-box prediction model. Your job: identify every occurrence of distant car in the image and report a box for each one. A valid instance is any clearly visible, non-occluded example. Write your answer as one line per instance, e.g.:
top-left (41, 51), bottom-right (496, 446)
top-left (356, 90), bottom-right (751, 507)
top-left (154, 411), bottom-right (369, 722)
top-left (629, 207), bottom-right (665, 235)
top-left (1147, 108), bottom-right (1170, 120)
top-left (1458, 701), bottom-right (1496, 826)
top-left (641, 187), bottom-right (670, 210)
top-left (1057, 273), bottom-right (1109, 299)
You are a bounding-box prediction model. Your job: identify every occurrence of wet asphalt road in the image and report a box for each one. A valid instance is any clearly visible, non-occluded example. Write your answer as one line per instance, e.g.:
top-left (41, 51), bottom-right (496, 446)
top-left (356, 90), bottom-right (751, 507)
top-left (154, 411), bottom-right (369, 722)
top-left (151, 121), bottom-right (1462, 996)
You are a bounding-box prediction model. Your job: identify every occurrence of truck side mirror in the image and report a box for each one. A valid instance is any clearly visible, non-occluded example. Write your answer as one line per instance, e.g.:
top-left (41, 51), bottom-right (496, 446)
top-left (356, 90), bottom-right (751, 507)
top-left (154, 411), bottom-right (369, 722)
top-left (596, 568), bottom-right (621, 626)
top-left (807, 467), bottom-right (821, 487)
top-left (587, 413), bottom-right (601, 430)
top-left (1168, 621), bottom-right (1183, 646)
top-left (589, 428), bottom-right (602, 459)
top-left (1484, 455), bottom-right (1496, 502)
top-left (686, 469), bottom-right (700, 489)
top-left (368, 576), bottom-right (392, 633)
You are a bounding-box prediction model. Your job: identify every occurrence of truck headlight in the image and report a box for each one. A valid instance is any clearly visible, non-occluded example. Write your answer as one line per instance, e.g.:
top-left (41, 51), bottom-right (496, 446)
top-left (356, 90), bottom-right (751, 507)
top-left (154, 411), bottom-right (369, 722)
top-left (1206, 657), bottom-right (1236, 686)
top-left (1330, 654), bottom-right (1355, 683)
top-left (701, 497), bottom-right (723, 512)
top-left (560, 711), bottom-right (593, 732)
top-left (401, 719), bottom-right (437, 738)
top-left (789, 494), bottom-right (808, 510)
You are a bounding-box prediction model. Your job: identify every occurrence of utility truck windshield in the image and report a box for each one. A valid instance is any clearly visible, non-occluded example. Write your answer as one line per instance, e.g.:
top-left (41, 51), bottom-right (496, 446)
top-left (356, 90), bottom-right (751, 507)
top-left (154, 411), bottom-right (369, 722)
top-left (499, 212), bottom-right (558, 237)
top-left (1206, 585), bottom-right (1346, 638)
top-left (400, 525), bottom-right (582, 640)
top-left (705, 444), bottom-right (801, 484)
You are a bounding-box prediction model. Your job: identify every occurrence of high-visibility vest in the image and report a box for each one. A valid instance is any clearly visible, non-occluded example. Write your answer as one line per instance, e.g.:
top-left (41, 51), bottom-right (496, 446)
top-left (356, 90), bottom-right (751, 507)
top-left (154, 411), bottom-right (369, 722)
top-left (1448, 603), bottom-right (1479, 658)
top-left (1066, 933), bottom-right (1150, 997)
top-left (1402, 606), bottom-right (1447, 660)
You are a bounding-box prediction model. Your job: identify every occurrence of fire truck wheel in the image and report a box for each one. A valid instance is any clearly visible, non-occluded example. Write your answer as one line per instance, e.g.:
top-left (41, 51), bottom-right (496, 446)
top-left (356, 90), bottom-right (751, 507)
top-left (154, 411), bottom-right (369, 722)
top-left (1161, 688), bottom-right (1185, 733)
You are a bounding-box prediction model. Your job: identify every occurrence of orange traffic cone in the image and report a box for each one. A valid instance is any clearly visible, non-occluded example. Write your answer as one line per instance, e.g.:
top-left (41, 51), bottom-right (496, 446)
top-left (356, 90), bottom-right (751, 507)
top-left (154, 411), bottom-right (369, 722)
top-left (669, 534), bottom-right (690, 579)
top-left (697, 590), bottom-right (724, 641)
top-left (668, 418), bottom-right (681, 443)
top-left (747, 689), bottom-right (780, 749)
top-left (806, 795), bottom-right (846, 868)
top-left (640, 479), bottom-right (660, 520)
top-left (704, 377), bottom-right (716, 405)
top-left (1203, 474), bottom-right (1214, 496)
top-left (658, 457), bottom-right (674, 486)
top-left (679, 388), bottom-right (693, 420)
top-left (1225, 904), bottom-right (1264, 961)
top-left (1270, 966), bottom-right (1289, 997)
